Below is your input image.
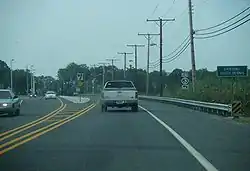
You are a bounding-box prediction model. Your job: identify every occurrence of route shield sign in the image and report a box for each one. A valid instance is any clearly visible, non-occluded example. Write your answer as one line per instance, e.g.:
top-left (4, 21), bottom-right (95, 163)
top-left (217, 66), bottom-right (248, 77)
top-left (77, 73), bottom-right (84, 80)
top-left (181, 71), bottom-right (189, 90)
top-left (181, 77), bottom-right (189, 85)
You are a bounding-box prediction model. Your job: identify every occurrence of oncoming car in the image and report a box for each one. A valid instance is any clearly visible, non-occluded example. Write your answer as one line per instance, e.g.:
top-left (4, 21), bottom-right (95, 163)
top-left (45, 91), bottom-right (57, 100)
top-left (0, 89), bottom-right (21, 116)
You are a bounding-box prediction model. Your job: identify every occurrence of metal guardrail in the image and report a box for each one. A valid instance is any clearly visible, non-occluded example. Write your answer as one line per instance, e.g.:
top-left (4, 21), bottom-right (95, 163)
top-left (139, 95), bottom-right (231, 116)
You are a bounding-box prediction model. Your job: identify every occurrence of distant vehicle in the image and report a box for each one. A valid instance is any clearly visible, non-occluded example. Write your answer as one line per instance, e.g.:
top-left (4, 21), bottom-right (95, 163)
top-left (0, 89), bottom-right (21, 116)
top-left (29, 94), bottom-right (37, 98)
top-left (45, 91), bottom-right (57, 100)
top-left (100, 80), bottom-right (138, 112)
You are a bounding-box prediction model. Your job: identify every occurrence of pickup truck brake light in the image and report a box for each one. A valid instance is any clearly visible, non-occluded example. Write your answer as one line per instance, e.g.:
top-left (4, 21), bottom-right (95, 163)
top-left (135, 92), bottom-right (138, 98)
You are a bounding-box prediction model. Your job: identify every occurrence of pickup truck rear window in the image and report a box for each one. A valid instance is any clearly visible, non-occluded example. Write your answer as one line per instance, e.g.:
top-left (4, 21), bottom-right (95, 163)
top-left (105, 81), bottom-right (134, 88)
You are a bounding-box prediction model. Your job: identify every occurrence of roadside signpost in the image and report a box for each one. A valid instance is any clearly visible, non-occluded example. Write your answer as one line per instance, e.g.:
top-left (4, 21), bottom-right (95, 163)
top-left (77, 72), bottom-right (84, 102)
top-left (217, 66), bottom-right (248, 117)
top-left (77, 73), bottom-right (84, 80)
top-left (181, 72), bottom-right (189, 90)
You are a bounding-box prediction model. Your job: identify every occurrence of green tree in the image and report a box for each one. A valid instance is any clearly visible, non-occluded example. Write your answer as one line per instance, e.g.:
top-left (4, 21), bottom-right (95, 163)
top-left (0, 60), bottom-right (10, 89)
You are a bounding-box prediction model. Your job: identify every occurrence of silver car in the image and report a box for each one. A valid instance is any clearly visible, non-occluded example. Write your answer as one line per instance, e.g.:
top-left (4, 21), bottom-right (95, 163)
top-left (45, 91), bottom-right (57, 100)
top-left (0, 89), bottom-right (21, 116)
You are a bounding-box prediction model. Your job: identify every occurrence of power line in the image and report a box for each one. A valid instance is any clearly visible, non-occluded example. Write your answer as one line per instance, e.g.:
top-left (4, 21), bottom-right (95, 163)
top-left (164, 35), bottom-right (190, 58)
top-left (149, 61), bottom-right (160, 68)
top-left (149, 35), bottom-right (190, 65)
top-left (150, 40), bottom-right (190, 68)
top-left (196, 6), bottom-right (250, 32)
top-left (151, 4), bottom-right (159, 16)
top-left (163, 41), bottom-right (191, 63)
top-left (162, 0), bottom-right (176, 17)
top-left (195, 18), bottom-right (250, 39)
top-left (195, 12), bottom-right (250, 35)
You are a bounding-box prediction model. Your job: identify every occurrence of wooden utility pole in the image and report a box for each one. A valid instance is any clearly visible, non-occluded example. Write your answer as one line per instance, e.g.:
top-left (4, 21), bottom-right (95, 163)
top-left (117, 52), bottom-right (133, 79)
top-left (138, 33), bottom-right (159, 95)
top-left (188, 0), bottom-right (196, 92)
top-left (126, 44), bottom-right (145, 88)
top-left (147, 17), bottom-right (175, 97)
top-left (98, 63), bottom-right (108, 87)
top-left (126, 44), bottom-right (145, 70)
top-left (106, 58), bottom-right (119, 80)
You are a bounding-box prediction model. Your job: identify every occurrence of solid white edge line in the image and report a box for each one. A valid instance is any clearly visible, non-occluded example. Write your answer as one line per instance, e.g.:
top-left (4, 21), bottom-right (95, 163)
top-left (139, 105), bottom-right (219, 171)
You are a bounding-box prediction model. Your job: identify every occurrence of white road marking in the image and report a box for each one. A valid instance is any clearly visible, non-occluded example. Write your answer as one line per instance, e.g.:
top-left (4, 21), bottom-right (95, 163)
top-left (139, 105), bottom-right (219, 171)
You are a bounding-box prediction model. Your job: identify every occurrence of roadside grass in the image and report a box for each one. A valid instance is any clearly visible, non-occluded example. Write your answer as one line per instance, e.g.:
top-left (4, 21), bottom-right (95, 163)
top-left (234, 117), bottom-right (250, 124)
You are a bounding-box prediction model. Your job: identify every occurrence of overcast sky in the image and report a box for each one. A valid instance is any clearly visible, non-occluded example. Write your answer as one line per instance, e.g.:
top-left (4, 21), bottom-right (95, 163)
top-left (1, 0), bottom-right (250, 77)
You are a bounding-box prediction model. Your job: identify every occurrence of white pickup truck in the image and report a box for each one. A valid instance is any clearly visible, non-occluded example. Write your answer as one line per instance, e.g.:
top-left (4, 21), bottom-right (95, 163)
top-left (100, 80), bottom-right (138, 112)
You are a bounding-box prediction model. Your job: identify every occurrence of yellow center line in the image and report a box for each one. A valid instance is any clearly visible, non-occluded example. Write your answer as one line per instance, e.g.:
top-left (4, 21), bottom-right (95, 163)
top-left (0, 104), bottom-right (95, 152)
top-left (0, 104), bottom-right (96, 155)
top-left (0, 104), bottom-right (67, 142)
top-left (0, 97), bottom-right (64, 137)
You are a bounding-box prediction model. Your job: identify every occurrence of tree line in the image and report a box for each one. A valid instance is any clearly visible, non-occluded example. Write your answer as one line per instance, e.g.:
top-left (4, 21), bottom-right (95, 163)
top-left (1, 60), bottom-right (249, 115)
top-left (0, 60), bottom-right (57, 95)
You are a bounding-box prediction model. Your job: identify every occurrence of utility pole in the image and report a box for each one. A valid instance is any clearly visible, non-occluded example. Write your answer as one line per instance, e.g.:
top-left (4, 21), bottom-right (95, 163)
top-left (106, 58), bottom-right (119, 80)
top-left (90, 64), bottom-right (97, 93)
top-left (32, 71), bottom-right (35, 95)
top-left (86, 80), bottom-right (89, 93)
top-left (99, 63), bottom-right (108, 87)
top-left (126, 44), bottom-right (144, 89)
top-left (147, 17), bottom-right (175, 97)
top-left (30, 65), bottom-right (34, 94)
top-left (138, 33), bottom-right (159, 95)
top-left (117, 52), bottom-right (133, 79)
top-left (126, 44), bottom-right (145, 70)
top-left (10, 59), bottom-right (14, 91)
top-left (188, 0), bottom-right (196, 92)
top-left (26, 65), bottom-right (29, 95)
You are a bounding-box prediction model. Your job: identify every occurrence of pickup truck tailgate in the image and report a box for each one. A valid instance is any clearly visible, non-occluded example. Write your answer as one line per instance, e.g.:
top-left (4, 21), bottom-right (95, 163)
top-left (103, 88), bottom-right (137, 100)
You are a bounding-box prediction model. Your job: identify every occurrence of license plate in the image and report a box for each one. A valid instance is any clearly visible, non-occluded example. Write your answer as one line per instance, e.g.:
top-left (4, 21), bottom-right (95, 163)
top-left (116, 101), bottom-right (124, 104)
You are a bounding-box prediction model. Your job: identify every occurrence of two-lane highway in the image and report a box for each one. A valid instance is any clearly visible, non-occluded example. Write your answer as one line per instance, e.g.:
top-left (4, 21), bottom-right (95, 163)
top-left (0, 96), bottom-right (95, 154)
top-left (0, 97), bottom-right (249, 171)
top-left (0, 96), bottom-right (62, 133)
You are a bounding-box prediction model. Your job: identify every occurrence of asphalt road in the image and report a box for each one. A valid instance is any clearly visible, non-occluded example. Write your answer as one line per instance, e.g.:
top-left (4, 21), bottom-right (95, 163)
top-left (0, 96), bottom-right (62, 133)
top-left (0, 98), bottom-right (250, 171)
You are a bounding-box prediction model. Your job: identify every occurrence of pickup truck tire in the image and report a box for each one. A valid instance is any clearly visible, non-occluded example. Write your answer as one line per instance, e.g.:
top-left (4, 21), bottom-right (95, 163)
top-left (8, 111), bottom-right (15, 117)
top-left (8, 109), bottom-right (20, 116)
top-left (101, 105), bottom-right (107, 112)
top-left (131, 105), bottom-right (138, 112)
top-left (15, 109), bottom-right (20, 116)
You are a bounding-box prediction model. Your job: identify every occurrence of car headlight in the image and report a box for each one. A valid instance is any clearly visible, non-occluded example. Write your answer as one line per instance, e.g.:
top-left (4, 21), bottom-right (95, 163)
top-left (2, 103), bottom-right (8, 107)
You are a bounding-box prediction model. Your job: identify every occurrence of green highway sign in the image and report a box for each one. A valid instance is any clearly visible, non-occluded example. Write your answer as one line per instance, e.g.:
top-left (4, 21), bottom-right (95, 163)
top-left (217, 66), bottom-right (248, 77)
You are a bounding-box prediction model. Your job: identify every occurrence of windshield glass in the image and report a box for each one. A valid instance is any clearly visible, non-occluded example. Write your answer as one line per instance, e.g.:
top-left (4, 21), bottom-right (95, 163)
top-left (46, 91), bottom-right (55, 94)
top-left (0, 1), bottom-right (249, 171)
top-left (105, 81), bottom-right (134, 88)
top-left (0, 91), bottom-right (12, 99)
